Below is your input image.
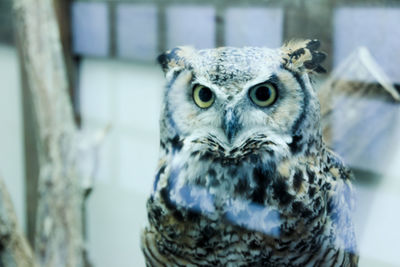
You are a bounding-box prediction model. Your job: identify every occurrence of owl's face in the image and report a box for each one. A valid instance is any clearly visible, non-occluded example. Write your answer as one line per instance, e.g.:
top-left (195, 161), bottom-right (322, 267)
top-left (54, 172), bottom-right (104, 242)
top-left (159, 41), bottom-right (325, 157)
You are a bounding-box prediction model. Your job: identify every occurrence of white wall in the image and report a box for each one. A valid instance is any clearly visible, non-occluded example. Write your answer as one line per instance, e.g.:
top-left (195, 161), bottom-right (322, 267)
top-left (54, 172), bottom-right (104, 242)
top-left (0, 45), bottom-right (26, 231)
top-left (79, 58), bottom-right (164, 267)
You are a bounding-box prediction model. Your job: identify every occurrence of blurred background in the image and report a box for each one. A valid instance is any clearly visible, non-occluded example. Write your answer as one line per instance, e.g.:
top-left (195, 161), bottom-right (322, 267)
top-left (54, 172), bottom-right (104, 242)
top-left (0, 0), bottom-right (400, 266)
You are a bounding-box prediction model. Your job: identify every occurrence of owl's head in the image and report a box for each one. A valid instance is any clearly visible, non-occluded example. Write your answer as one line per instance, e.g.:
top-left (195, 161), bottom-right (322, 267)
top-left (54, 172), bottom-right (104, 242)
top-left (158, 40), bottom-right (326, 158)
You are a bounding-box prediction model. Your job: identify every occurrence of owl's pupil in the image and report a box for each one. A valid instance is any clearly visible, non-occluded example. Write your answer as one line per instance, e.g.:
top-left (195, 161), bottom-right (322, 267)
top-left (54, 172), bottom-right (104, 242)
top-left (255, 86), bottom-right (271, 101)
top-left (199, 87), bottom-right (212, 102)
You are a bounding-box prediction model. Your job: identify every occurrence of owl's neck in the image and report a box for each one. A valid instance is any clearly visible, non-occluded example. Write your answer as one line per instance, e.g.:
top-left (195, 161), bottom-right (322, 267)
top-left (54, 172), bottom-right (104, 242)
top-left (292, 132), bottom-right (324, 158)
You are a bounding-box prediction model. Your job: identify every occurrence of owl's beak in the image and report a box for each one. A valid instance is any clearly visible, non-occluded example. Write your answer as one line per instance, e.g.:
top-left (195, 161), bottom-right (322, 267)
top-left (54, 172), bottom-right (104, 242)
top-left (223, 108), bottom-right (240, 143)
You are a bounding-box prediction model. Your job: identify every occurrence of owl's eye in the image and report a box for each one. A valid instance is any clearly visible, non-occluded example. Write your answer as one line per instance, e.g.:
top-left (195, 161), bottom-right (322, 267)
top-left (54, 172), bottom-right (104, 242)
top-left (249, 83), bottom-right (277, 107)
top-left (193, 84), bottom-right (215, 109)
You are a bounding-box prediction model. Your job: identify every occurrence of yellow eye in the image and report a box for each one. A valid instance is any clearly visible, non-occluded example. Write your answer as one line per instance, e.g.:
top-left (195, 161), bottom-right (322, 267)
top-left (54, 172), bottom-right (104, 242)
top-left (193, 84), bottom-right (215, 109)
top-left (249, 83), bottom-right (277, 107)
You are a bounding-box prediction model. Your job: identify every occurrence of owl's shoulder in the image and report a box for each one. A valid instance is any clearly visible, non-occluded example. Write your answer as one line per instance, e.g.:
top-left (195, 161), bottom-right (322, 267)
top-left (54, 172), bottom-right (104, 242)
top-left (323, 148), bottom-right (354, 183)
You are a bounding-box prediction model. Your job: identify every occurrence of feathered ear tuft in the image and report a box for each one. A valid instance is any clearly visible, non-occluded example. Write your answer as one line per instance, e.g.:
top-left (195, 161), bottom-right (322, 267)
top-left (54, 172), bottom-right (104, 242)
top-left (157, 46), bottom-right (195, 75)
top-left (281, 39), bottom-right (327, 74)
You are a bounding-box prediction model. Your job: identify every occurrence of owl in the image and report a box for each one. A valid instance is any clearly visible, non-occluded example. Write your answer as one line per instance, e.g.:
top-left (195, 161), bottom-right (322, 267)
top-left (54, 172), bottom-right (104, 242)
top-left (141, 40), bottom-right (358, 267)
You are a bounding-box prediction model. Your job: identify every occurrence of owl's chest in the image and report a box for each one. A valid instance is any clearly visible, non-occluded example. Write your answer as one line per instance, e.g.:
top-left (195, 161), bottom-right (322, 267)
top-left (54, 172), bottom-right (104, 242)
top-left (166, 152), bottom-right (325, 216)
top-left (147, 192), bottom-right (328, 266)
top-left (146, 153), bottom-right (338, 265)
top-left (150, 153), bottom-right (328, 236)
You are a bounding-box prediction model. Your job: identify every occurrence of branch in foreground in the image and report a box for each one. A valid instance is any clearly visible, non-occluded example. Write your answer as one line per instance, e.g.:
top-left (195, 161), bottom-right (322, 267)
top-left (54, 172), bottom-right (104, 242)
top-left (0, 177), bottom-right (37, 267)
top-left (13, 0), bottom-right (86, 266)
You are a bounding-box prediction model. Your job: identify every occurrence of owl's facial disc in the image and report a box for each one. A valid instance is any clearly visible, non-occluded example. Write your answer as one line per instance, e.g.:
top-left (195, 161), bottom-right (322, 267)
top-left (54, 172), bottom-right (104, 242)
top-left (160, 44), bottom-right (325, 160)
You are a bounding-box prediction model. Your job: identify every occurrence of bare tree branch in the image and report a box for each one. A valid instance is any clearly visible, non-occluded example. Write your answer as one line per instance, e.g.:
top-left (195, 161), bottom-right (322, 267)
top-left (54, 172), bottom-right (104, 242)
top-left (13, 0), bottom-right (86, 266)
top-left (0, 177), bottom-right (37, 267)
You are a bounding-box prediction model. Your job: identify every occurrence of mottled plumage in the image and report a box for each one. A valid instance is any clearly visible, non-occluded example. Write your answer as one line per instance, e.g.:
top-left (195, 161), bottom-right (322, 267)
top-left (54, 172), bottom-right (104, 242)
top-left (141, 40), bottom-right (358, 266)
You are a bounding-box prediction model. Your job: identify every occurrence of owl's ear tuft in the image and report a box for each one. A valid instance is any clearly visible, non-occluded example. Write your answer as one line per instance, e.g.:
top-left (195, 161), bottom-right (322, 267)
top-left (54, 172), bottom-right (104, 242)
top-left (281, 39), bottom-right (327, 74)
top-left (157, 46), bottom-right (195, 75)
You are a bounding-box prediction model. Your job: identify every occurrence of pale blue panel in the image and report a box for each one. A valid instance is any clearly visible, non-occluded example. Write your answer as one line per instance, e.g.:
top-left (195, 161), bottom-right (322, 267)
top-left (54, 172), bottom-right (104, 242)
top-left (71, 2), bottom-right (109, 56)
top-left (334, 8), bottom-right (400, 83)
top-left (225, 7), bottom-right (283, 48)
top-left (166, 6), bottom-right (216, 49)
top-left (332, 95), bottom-right (400, 176)
top-left (79, 59), bottom-right (113, 122)
top-left (118, 133), bottom-right (158, 192)
top-left (0, 45), bottom-right (25, 231)
top-left (116, 4), bottom-right (158, 61)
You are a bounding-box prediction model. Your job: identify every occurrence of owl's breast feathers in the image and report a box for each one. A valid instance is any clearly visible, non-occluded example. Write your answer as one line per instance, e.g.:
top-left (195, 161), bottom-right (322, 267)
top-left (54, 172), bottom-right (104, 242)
top-left (142, 139), bottom-right (358, 266)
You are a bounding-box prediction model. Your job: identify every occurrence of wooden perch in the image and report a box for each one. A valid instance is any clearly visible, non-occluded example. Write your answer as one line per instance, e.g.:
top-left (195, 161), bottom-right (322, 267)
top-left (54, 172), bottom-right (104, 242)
top-left (13, 0), bottom-right (88, 266)
top-left (0, 177), bottom-right (37, 267)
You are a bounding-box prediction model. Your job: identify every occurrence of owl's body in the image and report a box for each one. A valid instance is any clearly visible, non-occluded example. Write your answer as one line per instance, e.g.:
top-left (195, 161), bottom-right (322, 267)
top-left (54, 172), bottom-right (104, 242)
top-left (142, 40), bottom-right (358, 266)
